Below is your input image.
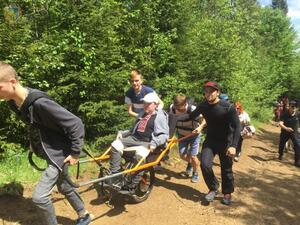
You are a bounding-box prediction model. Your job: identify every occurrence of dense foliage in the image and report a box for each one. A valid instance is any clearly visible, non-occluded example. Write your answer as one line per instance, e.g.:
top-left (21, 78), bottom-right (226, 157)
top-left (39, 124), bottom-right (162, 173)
top-left (0, 0), bottom-right (299, 154)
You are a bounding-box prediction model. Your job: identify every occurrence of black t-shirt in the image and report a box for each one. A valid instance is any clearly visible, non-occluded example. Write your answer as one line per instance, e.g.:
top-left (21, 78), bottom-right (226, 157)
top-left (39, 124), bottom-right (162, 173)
top-left (280, 111), bottom-right (300, 133)
top-left (177, 100), bottom-right (241, 148)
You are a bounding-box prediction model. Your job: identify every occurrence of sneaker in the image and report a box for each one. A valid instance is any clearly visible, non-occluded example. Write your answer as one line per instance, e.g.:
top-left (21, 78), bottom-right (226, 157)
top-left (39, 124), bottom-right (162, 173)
top-left (221, 194), bottom-right (232, 205)
top-left (234, 156), bottom-right (239, 162)
top-left (205, 190), bottom-right (218, 202)
top-left (76, 213), bottom-right (92, 225)
top-left (185, 163), bottom-right (193, 177)
top-left (191, 172), bottom-right (199, 183)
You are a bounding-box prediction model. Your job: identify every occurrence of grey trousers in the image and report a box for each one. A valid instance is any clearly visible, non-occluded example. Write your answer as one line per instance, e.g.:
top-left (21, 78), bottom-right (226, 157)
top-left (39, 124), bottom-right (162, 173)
top-left (32, 164), bottom-right (86, 225)
top-left (110, 136), bottom-right (149, 173)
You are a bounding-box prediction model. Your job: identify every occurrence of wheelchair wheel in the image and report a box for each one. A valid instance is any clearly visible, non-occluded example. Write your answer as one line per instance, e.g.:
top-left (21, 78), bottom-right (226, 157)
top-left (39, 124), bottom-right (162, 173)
top-left (130, 167), bottom-right (155, 203)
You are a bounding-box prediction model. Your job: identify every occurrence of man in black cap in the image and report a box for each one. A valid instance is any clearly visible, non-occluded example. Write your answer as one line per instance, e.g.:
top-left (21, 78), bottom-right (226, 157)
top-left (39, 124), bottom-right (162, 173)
top-left (176, 81), bottom-right (241, 205)
top-left (278, 100), bottom-right (300, 167)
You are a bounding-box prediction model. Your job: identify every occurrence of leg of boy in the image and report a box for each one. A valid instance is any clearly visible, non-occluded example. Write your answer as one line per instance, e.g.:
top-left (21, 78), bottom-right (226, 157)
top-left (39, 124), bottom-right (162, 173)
top-left (179, 139), bottom-right (192, 176)
top-left (56, 171), bottom-right (86, 217)
top-left (291, 134), bottom-right (300, 166)
top-left (278, 132), bottom-right (290, 159)
top-left (219, 150), bottom-right (234, 195)
top-left (219, 150), bottom-right (234, 205)
top-left (200, 143), bottom-right (219, 192)
top-left (32, 165), bottom-right (60, 225)
top-left (189, 135), bottom-right (201, 172)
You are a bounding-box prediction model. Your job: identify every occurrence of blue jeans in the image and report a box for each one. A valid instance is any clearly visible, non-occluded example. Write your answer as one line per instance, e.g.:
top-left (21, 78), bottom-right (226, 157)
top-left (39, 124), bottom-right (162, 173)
top-left (178, 134), bottom-right (201, 157)
top-left (32, 164), bottom-right (86, 225)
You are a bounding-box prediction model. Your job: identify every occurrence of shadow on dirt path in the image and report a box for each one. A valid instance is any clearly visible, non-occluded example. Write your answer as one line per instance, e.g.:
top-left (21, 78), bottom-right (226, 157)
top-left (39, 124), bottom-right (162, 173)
top-left (0, 195), bottom-right (76, 225)
top-left (232, 169), bottom-right (300, 225)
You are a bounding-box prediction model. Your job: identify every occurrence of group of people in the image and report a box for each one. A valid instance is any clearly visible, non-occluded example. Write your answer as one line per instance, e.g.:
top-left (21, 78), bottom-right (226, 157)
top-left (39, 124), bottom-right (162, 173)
top-left (119, 71), bottom-right (244, 206)
top-left (276, 99), bottom-right (300, 167)
top-left (271, 94), bottom-right (300, 167)
top-left (1, 62), bottom-right (298, 225)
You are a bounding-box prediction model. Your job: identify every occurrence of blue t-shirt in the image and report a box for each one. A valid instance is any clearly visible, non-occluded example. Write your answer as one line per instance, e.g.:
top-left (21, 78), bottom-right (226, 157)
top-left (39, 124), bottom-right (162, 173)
top-left (125, 85), bottom-right (154, 114)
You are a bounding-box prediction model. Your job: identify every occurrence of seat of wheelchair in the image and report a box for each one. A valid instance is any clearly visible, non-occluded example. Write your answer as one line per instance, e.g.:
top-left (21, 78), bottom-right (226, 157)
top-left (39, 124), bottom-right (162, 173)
top-left (121, 144), bottom-right (168, 164)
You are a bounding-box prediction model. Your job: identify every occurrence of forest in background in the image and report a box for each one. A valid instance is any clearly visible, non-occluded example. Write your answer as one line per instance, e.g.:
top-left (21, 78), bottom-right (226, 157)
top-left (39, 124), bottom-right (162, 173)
top-left (0, 0), bottom-right (299, 157)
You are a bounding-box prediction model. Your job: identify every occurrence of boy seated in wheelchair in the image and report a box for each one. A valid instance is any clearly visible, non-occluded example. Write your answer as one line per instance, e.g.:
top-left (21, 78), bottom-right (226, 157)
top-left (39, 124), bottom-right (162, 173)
top-left (109, 92), bottom-right (169, 191)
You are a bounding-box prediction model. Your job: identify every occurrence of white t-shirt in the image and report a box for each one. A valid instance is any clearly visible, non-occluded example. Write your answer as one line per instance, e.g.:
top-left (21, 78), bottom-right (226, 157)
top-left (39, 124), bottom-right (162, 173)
top-left (239, 111), bottom-right (250, 124)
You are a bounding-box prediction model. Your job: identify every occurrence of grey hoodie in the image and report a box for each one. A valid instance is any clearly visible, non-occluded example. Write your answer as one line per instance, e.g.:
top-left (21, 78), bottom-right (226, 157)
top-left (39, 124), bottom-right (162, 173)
top-left (10, 88), bottom-right (84, 170)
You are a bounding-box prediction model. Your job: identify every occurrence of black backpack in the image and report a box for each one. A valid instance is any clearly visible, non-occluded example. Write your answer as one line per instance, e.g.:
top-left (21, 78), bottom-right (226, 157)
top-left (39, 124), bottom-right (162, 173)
top-left (168, 98), bottom-right (200, 137)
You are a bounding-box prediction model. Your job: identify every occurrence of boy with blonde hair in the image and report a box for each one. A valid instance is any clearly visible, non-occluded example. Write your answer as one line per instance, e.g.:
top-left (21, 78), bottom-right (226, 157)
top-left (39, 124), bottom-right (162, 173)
top-left (125, 69), bottom-right (163, 117)
top-left (0, 62), bottom-right (91, 225)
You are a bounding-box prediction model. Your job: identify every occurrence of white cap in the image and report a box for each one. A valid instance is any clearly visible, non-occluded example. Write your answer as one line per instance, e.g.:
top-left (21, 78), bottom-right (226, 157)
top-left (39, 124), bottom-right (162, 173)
top-left (142, 92), bottom-right (159, 104)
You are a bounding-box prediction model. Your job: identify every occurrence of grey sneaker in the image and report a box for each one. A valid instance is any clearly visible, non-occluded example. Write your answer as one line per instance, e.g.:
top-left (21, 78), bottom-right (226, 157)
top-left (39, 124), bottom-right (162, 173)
top-left (205, 190), bottom-right (218, 202)
top-left (191, 172), bottom-right (199, 183)
top-left (185, 163), bottom-right (193, 177)
top-left (76, 213), bottom-right (92, 225)
top-left (221, 194), bottom-right (232, 205)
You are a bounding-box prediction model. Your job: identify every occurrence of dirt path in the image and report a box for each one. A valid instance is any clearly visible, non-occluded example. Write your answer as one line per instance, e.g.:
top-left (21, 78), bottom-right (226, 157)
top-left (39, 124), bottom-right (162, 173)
top-left (1, 123), bottom-right (300, 225)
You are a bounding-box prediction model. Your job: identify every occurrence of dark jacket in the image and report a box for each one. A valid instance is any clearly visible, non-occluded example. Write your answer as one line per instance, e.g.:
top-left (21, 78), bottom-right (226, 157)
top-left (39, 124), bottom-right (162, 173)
top-left (10, 88), bottom-right (85, 170)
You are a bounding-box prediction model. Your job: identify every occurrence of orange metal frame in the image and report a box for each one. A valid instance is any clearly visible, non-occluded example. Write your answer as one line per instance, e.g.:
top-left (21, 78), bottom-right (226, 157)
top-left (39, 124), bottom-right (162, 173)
top-left (81, 133), bottom-right (197, 175)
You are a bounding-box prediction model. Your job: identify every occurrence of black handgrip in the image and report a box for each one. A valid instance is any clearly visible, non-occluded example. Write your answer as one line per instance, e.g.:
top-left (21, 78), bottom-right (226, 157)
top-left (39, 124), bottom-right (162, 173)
top-left (62, 163), bottom-right (80, 188)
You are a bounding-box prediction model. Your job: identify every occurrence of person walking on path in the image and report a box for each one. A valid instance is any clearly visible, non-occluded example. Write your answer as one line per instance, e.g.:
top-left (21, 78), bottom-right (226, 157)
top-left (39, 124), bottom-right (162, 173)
top-left (278, 100), bottom-right (300, 167)
top-left (0, 62), bottom-right (91, 225)
top-left (175, 81), bottom-right (241, 205)
top-left (168, 94), bottom-right (206, 183)
top-left (234, 101), bottom-right (251, 162)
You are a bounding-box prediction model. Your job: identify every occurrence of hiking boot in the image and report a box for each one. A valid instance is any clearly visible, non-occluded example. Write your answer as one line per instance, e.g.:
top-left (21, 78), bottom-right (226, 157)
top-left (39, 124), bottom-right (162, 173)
top-left (191, 172), bottom-right (199, 183)
top-left (185, 163), bottom-right (193, 177)
top-left (205, 190), bottom-right (218, 202)
top-left (278, 155), bottom-right (283, 160)
top-left (76, 213), bottom-right (92, 225)
top-left (221, 194), bottom-right (232, 205)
